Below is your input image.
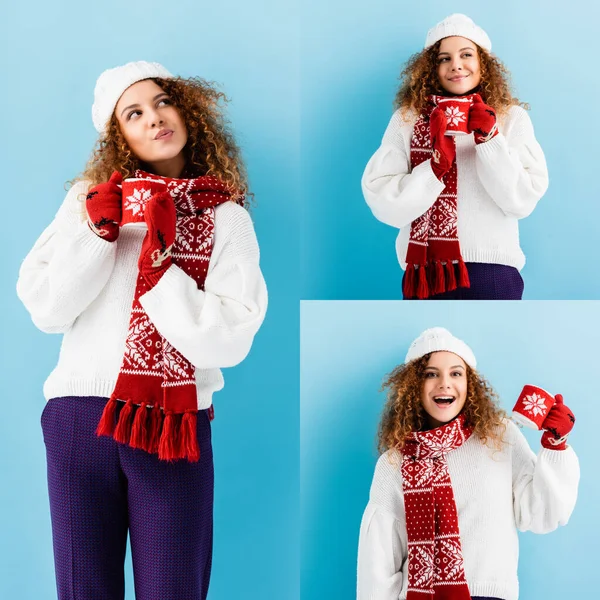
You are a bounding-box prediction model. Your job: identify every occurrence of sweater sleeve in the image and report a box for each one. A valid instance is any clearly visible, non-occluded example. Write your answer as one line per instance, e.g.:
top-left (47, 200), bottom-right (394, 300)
top-left (510, 421), bottom-right (580, 533)
top-left (16, 181), bottom-right (118, 334)
top-left (357, 452), bottom-right (407, 600)
top-left (362, 110), bottom-right (446, 229)
top-left (138, 203), bottom-right (268, 370)
top-left (475, 106), bottom-right (549, 219)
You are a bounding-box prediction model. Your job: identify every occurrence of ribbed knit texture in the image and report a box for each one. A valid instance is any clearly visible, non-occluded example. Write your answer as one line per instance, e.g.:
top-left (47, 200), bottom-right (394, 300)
top-left (41, 396), bottom-right (214, 599)
top-left (362, 106), bottom-right (549, 272)
top-left (17, 180), bottom-right (268, 408)
top-left (357, 420), bottom-right (580, 600)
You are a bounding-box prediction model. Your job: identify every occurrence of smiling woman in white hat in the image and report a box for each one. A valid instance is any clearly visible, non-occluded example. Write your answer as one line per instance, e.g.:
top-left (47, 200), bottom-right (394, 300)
top-left (17, 60), bottom-right (268, 599)
top-left (362, 14), bottom-right (549, 300)
top-left (357, 327), bottom-right (579, 600)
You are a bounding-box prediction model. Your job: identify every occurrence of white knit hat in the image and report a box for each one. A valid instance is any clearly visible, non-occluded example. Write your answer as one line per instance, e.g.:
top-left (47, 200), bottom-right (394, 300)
top-left (425, 14), bottom-right (491, 52)
top-left (92, 60), bottom-right (174, 133)
top-left (405, 327), bottom-right (477, 368)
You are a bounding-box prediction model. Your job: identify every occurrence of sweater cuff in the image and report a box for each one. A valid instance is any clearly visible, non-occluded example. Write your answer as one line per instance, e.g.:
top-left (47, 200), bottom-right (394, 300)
top-left (414, 159), bottom-right (447, 195)
top-left (538, 445), bottom-right (577, 464)
top-left (474, 132), bottom-right (508, 162)
top-left (72, 221), bottom-right (117, 256)
top-left (140, 263), bottom-right (205, 309)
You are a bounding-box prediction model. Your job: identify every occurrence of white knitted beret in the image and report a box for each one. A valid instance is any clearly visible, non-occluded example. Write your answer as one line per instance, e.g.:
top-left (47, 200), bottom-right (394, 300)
top-left (92, 61), bottom-right (173, 133)
top-left (425, 14), bottom-right (491, 52)
top-left (405, 327), bottom-right (477, 369)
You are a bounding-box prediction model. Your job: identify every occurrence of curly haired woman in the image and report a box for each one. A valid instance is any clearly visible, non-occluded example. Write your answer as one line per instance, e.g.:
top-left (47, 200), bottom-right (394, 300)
top-left (16, 61), bottom-right (268, 600)
top-left (357, 328), bottom-right (579, 600)
top-left (362, 14), bottom-right (549, 299)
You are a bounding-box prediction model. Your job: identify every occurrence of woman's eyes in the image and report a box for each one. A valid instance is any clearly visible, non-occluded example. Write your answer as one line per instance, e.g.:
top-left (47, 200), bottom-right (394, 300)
top-left (424, 371), bottom-right (463, 378)
top-left (127, 99), bottom-right (171, 121)
top-left (438, 53), bottom-right (473, 63)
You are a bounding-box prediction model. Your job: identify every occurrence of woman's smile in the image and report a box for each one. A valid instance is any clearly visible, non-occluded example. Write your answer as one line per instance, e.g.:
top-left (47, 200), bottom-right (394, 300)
top-left (421, 351), bottom-right (468, 428)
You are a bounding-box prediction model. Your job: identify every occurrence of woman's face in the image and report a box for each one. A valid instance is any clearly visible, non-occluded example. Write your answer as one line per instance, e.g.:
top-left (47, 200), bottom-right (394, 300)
top-left (420, 351), bottom-right (468, 429)
top-left (114, 79), bottom-right (188, 177)
top-left (437, 36), bottom-right (481, 96)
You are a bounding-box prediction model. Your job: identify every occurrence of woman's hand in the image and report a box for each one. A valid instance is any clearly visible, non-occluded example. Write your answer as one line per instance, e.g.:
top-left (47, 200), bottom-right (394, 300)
top-left (541, 394), bottom-right (576, 451)
top-left (429, 107), bottom-right (456, 181)
top-left (467, 95), bottom-right (498, 144)
top-left (138, 185), bottom-right (177, 289)
top-left (85, 171), bottom-right (123, 241)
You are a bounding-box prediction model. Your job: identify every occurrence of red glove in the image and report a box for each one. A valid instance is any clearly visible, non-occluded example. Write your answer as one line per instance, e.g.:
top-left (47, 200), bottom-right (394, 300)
top-left (467, 95), bottom-right (498, 144)
top-left (85, 171), bottom-right (123, 242)
top-left (138, 188), bottom-right (177, 289)
top-left (429, 107), bottom-right (456, 181)
top-left (541, 394), bottom-right (575, 451)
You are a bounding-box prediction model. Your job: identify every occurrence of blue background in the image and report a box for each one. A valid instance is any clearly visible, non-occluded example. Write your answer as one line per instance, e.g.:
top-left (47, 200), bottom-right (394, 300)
top-left (2, 1), bottom-right (298, 599)
top-left (301, 0), bottom-right (600, 300)
top-left (301, 300), bottom-right (597, 599)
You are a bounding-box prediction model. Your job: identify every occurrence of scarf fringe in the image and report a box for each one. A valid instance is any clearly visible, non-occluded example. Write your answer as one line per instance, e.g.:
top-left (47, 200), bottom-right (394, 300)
top-left (181, 412), bottom-right (200, 462)
top-left (149, 402), bottom-right (162, 454)
top-left (445, 261), bottom-right (457, 291)
top-left (96, 397), bottom-right (118, 436)
top-left (113, 399), bottom-right (134, 444)
top-left (159, 412), bottom-right (177, 460)
top-left (97, 399), bottom-right (201, 462)
top-left (457, 258), bottom-right (470, 288)
top-left (129, 402), bottom-right (149, 451)
top-left (433, 261), bottom-right (446, 295)
top-left (404, 260), bottom-right (470, 299)
top-left (416, 265), bottom-right (429, 299)
top-left (403, 264), bottom-right (416, 299)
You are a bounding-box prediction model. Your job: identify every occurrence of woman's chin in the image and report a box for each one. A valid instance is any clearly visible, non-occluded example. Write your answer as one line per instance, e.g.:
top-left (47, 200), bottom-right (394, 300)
top-left (443, 87), bottom-right (469, 97)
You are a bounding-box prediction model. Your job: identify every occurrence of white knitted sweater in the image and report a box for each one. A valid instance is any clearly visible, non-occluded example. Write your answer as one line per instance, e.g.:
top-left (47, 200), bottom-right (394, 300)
top-left (17, 180), bottom-right (268, 408)
top-left (357, 420), bottom-right (579, 600)
top-left (362, 106), bottom-right (549, 271)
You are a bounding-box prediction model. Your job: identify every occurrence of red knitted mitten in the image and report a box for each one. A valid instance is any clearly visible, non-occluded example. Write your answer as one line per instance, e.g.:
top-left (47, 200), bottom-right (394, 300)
top-left (138, 189), bottom-right (177, 289)
top-left (429, 107), bottom-right (456, 181)
top-left (541, 394), bottom-right (576, 451)
top-left (86, 171), bottom-right (123, 241)
top-left (468, 95), bottom-right (499, 144)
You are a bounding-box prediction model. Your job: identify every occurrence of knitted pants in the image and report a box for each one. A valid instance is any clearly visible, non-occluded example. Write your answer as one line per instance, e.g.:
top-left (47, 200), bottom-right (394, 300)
top-left (403, 262), bottom-right (524, 300)
top-left (41, 395), bottom-right (214, 600)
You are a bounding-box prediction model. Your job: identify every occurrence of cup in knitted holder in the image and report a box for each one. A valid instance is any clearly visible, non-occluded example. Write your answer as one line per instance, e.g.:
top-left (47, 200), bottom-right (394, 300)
top-left (512, 385), bottom-right (556, 430)
top-left (432, 95), bottom-right (474, 136)
top-left (121, 177), bottom-right (169, 227)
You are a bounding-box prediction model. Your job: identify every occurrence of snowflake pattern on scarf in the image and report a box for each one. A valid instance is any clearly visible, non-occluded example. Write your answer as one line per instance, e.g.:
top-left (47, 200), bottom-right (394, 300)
top-left (402, 416), bottom-right (472, 600)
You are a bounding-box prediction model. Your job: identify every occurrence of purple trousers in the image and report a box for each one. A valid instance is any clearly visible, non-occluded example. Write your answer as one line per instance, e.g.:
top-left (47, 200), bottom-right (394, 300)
top-left (403, 262), bottom-right (524, 300)
top-left (41, 395), bottom-right (214, 600)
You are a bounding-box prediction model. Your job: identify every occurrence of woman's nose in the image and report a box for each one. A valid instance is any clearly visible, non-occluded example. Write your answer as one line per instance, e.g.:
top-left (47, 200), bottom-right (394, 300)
top-left (439, 376), bottom-right (451, 388)
top-left (147, 109), bottom-right (164, 127)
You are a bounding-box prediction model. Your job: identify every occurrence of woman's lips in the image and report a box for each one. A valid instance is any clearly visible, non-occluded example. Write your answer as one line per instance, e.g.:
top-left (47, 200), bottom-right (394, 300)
top-left (449, 76), bottom-right (468, 82)
top-left (155, 130), bottom-right (174, 140)
top-left (433, 396), bottom-right (456, 407)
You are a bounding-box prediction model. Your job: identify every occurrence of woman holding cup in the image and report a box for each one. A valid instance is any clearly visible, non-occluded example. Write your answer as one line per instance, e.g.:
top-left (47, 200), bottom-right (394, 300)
top-left (362, 14), bottom-right (549, 300)
top-left (16, 61), bottom-right (267, 599)
top-left (357, 327), bottom-right (579, 600)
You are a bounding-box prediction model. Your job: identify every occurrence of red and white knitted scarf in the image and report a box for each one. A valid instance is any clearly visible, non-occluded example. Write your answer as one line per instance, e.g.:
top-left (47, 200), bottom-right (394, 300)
top-left (401, 414), bottom-right (472, 599)
top-left (403, 97), bottom-right (470, 299)
top-left (96, 169), bottom-right (235, 462)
